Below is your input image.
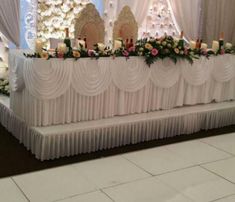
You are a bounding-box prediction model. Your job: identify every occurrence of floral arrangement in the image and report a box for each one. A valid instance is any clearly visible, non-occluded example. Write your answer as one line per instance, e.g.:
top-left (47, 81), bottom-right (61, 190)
top-left (24, 34), bottom-right (235, 67)
top-left (0, 78), bottom-right (10, 96)
top-left (135, 36), bottom-right (196, 66)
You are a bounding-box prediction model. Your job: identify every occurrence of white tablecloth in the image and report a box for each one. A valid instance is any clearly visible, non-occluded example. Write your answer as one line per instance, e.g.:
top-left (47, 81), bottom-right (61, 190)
top-left (9, 50), bottom-right (235, 126)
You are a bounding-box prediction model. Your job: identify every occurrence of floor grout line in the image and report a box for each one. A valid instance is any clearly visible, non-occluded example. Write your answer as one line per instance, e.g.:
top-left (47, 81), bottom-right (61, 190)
top-left (11, 177), bottom-right (30, 202)
top-left (100, 189), bottom-right (115, 202)
top-left (121, 155), bottom-right (155, 177)
top-left (210, 193), bottom-right (235, 202)
top-left (199, 156), bottom-right (235, 166)
top-left (199, 138), bottom-right (235, 157)
top-left (200, 165), bottom-right (235, 185)
top-left (52, 190), bottom-right (99, 202)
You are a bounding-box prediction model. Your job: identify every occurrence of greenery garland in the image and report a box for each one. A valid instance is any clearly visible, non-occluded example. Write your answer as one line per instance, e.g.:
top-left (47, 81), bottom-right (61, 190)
top-left (24, 35), bottom-right (235, 67)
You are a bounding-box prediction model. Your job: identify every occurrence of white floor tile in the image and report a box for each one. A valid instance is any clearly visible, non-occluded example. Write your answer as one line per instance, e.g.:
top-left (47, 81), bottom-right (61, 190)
top-left (72, 156), bottom-right (150, 188)
top-left (13, 166), bottom-right (97, 202)
top-left (201, 133), bottom-right (235, 155)
top-left (0, 178), bottom-right (28, 202)
top-left (58, 191), bottom-right (113, 202)
top-left (123, 146), bottom-right (194, 175)
top-left (157, 166), bottom-right (235, 202)
top-left (103, 177), bottom-right (193, 202)
top-left (165, 140), bottom-right (231, 165)
top-left (214, 195), bottom-right (235, 202)
top-left (202, 157), bottom-right (235, 183)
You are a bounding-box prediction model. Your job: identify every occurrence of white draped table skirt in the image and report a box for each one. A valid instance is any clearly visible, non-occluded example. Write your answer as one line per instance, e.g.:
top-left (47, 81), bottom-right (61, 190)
top-left (9, 51), bottom-right (235, 126)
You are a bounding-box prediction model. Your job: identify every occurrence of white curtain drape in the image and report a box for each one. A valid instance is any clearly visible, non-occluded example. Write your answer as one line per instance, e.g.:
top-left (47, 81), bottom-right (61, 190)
top-left (0, 0), bottom-right (20, 46)
top-left (167, 0), bottom-right (202, 40)
top-left (117, 0), bottom-right (152, 26)
top-left (202, 0), bottom-right (235, 45)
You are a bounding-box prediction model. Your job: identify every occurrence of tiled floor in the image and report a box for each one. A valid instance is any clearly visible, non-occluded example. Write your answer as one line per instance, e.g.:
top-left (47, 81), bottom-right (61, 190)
top-left (1, 132), bottom-right (235, 202)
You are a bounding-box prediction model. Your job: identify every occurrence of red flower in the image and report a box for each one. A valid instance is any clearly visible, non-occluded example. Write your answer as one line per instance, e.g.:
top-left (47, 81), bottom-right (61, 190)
top-left (151, 48), bottom-right (159, 56)
top-left (122, 50), bottom-right (129, 57)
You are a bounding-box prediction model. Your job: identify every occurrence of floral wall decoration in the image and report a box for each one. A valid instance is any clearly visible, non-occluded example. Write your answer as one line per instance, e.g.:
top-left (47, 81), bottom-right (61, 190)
top-left (37, 0), bottom-right (91, 47)
top-left (103, 0), bottom-right (178, 46)
top-left (142, 0), bottom-right (178, 38)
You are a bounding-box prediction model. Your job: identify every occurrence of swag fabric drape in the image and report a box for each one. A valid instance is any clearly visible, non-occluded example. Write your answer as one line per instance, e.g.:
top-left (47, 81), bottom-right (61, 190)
top-left (0, 0), bottom-right (20, 46)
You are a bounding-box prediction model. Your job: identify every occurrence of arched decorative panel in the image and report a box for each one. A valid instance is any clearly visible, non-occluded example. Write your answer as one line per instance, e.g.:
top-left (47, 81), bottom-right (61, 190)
top-left (74, 3), bottom-right (105, 49)
top-left (113, 6), bottom-right (138, 43)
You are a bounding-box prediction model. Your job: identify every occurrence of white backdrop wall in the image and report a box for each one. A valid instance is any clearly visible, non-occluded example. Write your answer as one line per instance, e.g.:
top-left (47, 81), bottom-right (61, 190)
top-left (202, 0), bottom-right (235, 45)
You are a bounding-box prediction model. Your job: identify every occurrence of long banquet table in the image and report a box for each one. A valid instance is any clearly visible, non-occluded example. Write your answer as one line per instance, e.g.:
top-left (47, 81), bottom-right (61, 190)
top-left (9, 50), bottom-right (235, 127)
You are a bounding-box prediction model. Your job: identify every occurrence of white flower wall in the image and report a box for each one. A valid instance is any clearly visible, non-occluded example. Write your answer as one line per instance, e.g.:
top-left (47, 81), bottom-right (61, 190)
top-left (37, 0), bottom-right (90, 47)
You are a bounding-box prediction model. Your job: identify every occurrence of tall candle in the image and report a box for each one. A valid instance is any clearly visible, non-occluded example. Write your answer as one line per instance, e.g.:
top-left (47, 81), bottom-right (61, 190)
top-left (201, 43), bottom-right (208, 50)
top-left (114, 40), bottom-right (122, 50)
top-left (212, 41), bottom-right (219, 52)
top-left (35, 39), bottom-right (43, 54)
top-left (189, 41), bottom-right (196, 49)
top-left (57, 43), bottom-right (67, 53)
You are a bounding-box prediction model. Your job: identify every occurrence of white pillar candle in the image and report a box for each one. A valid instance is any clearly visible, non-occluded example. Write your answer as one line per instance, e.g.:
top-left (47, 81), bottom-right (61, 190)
top-left (0, 65), bottom-right (6, 79)
top-left (114, 40), bottom-right (122, 50)
top-left (57, 43), bottom-right (67, 53)
top-left (225, 42), bottom-right (233, 49)
top-left (35, 39), bottom-right (43, 54)
top-left (212, 41), bottom-right (219, 52)
top-left (201, 43), bottom-right (208, 50)
top-left (76, 40), bottom-right (85, 49)
top-left (189, 41), bottom-right (196, 49)
top-left (97, 43), bottom-right (105, 51)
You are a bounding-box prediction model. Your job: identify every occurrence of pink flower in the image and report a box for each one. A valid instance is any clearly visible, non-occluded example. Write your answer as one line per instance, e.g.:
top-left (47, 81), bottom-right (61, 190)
top-left (122, 50), bottom-right (129, 57)
top-left (58, 52), bottom-right (64, 58)
top-left (184, 48), bottom-right (189, 55)
top-left (202, 49), bottom-right (208, 56)
top-left (151, 48), bottom-right (158, 56)
top-left (88, 49), bottom-right (95, 57)
top-left (220, 49), bottom-right (225, 55)
top-left (128, 46), bottom-right (135, 52)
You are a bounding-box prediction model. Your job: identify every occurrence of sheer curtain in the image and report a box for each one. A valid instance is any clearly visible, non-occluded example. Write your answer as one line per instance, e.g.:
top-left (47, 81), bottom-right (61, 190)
top-left (167, 0), bottom-right (202, 40)
top-left (202, 0), bottom-right (235, 45)
top-left (0, 0), bottom-right (20, 46)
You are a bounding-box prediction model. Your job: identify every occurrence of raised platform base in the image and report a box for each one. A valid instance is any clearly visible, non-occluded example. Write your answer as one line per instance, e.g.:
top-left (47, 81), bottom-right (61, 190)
top-left (1, 95), bottom-right (235, 161)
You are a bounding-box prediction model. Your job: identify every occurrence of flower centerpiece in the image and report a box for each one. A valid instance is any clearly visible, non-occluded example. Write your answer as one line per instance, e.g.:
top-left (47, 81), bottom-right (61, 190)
top-left (135, 35), bottom-right (195, 66)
